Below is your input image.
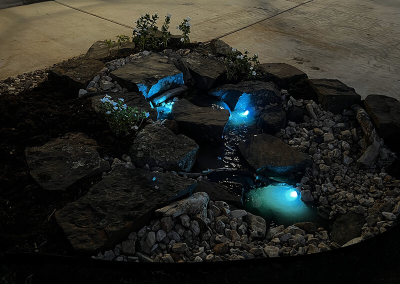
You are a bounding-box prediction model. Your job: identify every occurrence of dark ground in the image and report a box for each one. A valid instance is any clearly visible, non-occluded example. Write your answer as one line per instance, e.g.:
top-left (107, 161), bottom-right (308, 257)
top-left (1, 54), bottom-right (400, 284)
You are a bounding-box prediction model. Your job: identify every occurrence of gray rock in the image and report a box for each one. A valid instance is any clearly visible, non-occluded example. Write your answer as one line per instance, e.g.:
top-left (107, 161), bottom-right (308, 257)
top-left (330, 211), bottom-right (365, 246)
top-left (238, 134), bottom-right (312, 178)
top-left (121, 240), bottom-right (136, 256)
top-left (104, 250), bottom-right (116, 261)
top-left (55, 167), bottom-right (196, 254)
top-left (301, 189), bottom-right (314, 203)
top-left (100, 80), bottom-right (114, 90)
top-left (48, 58), bottom-right (104, 93)
top-left (25, 132), bottom-right (104, 191)
top-left (167, 230), bottom-right (181, 242)
top-left (161, 217), bottom-right (173, 233)
top-left (230, 210), bottom-right (247, 219)
top-left (172, 243), bottom-right (189, 253)
top-left (146, 231), bottom-right (156, 248)
top-left (161, 254), bottom-right (175, 263)
top-left (264, 246), bottom-right (280, 257)
top-left (310, 79), bottom-right (361, 114)
top-left (110, 53), bottom-right (184, 99)
top-left (190, 220), bottom-right (201, 236)
top-left (156, 230), bottom-right (167, 242)
top-left (155, 192), bottom-right (209, 221)
top-left (258, 107), bottom-right (286, 134)
top-left (258, 63), bottom-right (308, 89)
top-left (130, 123), bottom-right (199, 172)
top-left (243, 213), bottom-right (266, 239)
top-left (180, 214), bottom-right (191, 228)
top-left (182, 53), bottom-right (226, 91)
top-left (172, 99), bottom-right (230, 144)
top-left (342, 237), bottom-right (363, 247)
top-left (382, 212), bottom-right (397, 221)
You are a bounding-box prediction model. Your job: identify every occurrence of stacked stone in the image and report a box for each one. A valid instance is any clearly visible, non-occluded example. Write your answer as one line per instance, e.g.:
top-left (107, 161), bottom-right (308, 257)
top-left (92, 198), bottom-right (333, 262)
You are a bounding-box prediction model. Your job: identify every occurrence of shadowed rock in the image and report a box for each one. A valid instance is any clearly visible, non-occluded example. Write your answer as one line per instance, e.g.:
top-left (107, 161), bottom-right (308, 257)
top-left (85, 40), bottom-right (136, 61)
top-left (193, 180), bottom-right (242, 208)
top-left (258, 106), bottom-right (286, 134)
top-left (238, 133), bottom-right (312, 177)
top-left (48, 58), bottom-right (104, 93)
top-left (55, 166), bottom-right (197, 254)
top-left (110, 53), bottom-right (184, 99)
top-left (172, 99), bottom-right (230, 144)
top-left (311, 79), bottom-right (361, 114)
top-left (258, 63), bottom-right (308, 89)
top-left (25, 132), bottom-right (109, 191)
top-left (182, 53), bottom-right (227, 91)
top-left (209, 81), bottom-right (280, 112)
top-left (364, 95), bottom-right (400, 151)
top-left (91, 92), bottom-right (157, 121)
top-left (130, 123), bottom-right (199, 172)
top-left (331, 211), bottom-right (365, 246)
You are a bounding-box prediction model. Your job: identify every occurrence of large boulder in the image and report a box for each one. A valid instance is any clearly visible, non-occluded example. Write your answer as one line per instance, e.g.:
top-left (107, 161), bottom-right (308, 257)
top-left (85, 40), bottom-right (136, 61)
top-left (209, 81), bottom-right (281, 112)
top-left (330, 211), bottom-right (365, 246)
top-left (238, 134), bottom-right (312, 177)
top-left (258, 63), bottom-right (307, 89)
top-left (182, 53), bottom-right (227, 91)
top-left (91, 92), bottom-right (157, 121)
top-left (110, 53), bottom-right (184, 99)
top-left (130, 123), bottom-right (199, 172)
top-left (48, 58), bottom-right (104, 93)
top-left (364, 95), bottom-right (400, 151)
top-left (25, 132), bottom-right (109, 191)
top-left (310, 79), bottom-right (361, 114)
top-left (257, 106), bottom-right (286, 134)
top-left (55, 166), bottom-right (197, 254)
top-left (172, 99), bottom-right (230, 144)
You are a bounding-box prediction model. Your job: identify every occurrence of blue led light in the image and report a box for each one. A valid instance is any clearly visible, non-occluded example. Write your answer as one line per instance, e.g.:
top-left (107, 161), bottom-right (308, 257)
top-left (242, 110), bottom-right (249, 116)
top-left (290, 190), bottom-right (298, 198)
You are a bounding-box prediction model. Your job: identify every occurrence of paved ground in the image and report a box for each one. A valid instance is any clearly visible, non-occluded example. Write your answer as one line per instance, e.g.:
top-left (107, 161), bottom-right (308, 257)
top-left (0, 0), bottom-right (399, 100)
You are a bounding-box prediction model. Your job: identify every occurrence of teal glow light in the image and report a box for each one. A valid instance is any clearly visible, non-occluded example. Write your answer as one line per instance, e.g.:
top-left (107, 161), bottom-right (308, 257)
top-left (244, 183), bottom-right (318, 226)
top-left (227, 93), bottom-right (256, 126)
top-left (156, 101), bottom-right (174, 120)
top-left (137, 73), bottom-right (184, 99)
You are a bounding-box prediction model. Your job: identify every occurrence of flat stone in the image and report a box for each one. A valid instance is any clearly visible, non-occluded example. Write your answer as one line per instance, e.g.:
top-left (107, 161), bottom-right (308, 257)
top-left (25, 132), bottom-right (106, 191)
top-left (194, 39), bottom-right (233, 57)
top-left (92, 92), bottom-right (157, 121)
top-left (85, 40), bottom-right (136, 61)
top-left (172, 99), bottom-right (230, 144)
top-left (258, 63), bottom-right (308, 89)
top-left (330, 211), bottom-right (365, 246)
top-left (182, 53), bottom-right (227, 91)
top-left (110, 53), bottom-right (184, 99)
top-left (238, 134), bottom-right (312, 178)
top-left (130, 123), bottom-right (199, 172)
top-left (48, 58), bottom-right (104, 93)
top-left (364, 95), bottom-right (400, 151)
top-left (209, 81), bottom-right (280, 112)
top-left (55, 166), bottom-right (196, 254)
top-left (310, 79), bottom-right (361, 114)
top-left (193, 180), bottom-right (242, 208)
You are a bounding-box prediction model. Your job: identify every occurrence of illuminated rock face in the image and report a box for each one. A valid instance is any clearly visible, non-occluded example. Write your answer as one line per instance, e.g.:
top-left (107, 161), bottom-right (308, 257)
top-left (110, 53), bottom-right (184, 99)
top-left (238, 133), bottom-right (312, 178)
top-left (130, 123), bottom-right (199, 173)
top-left (172, 99), bottom-right (230, 144)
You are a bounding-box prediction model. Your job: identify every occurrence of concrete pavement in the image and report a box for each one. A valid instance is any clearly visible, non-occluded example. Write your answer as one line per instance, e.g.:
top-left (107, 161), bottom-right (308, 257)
top-left (0, 0), bottom-right (399, 100)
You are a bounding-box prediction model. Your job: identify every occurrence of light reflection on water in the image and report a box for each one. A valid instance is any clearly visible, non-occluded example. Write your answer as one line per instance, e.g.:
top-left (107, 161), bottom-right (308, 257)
top-left (244, 184), bottom-right (328, 227)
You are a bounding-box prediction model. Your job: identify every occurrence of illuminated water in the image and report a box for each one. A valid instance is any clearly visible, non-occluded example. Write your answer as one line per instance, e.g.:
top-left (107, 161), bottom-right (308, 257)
top-left (244, 184), bottom-right (329, 227)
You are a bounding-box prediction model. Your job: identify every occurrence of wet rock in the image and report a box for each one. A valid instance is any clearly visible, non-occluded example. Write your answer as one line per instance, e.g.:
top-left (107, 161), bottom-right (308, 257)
top-left (111, 53), bottom-right (184, 99)
top-left (331, 211), bottom-right (365, 246)
top-left (55, 167), bottom-right (196, 254)
top-left (182, 53), bottom-right (226, 91)
top-left (172, 99), bottom-right (230, 144)
top-left (25, 132), bottom-right (105, 191)
top-left (49, 58), bottom-right (104, 93)
top-left (92, 92), bottom-right (157, 121)
top-left (310, 79), bottom-right (361, 114)
top-left (209, 81), bottom-right (280, 112)
top-left (130, 123), bottom-right (199, 172)
top-left (258, 63), bottom-right (308, 89)
top-left (238, 134), bottom-right (312, 178)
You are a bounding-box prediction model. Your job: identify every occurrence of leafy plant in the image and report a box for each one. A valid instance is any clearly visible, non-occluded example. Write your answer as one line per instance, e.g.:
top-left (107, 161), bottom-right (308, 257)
top-left (161, 13), bottom-right (172, 47)
top-left (133, 13), bottom-right (160, 50)
top-left (224, 48), bottom-right (260, 81)
top-left (99, 95), bottom-right (150, 136)
top-left (176, 16), bottom-right (191, 45)
top-left (104, 35), bottom-right (130, 56)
